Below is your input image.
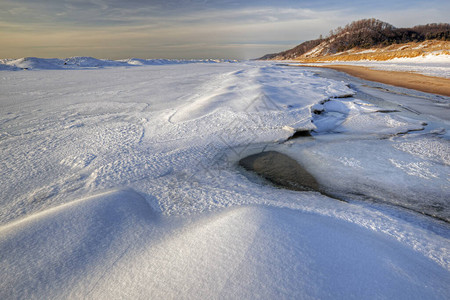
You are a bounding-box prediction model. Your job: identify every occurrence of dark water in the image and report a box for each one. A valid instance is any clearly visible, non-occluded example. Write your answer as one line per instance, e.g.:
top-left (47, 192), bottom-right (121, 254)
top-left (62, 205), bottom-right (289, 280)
top-left (239, 151), bottom-right (320, 192)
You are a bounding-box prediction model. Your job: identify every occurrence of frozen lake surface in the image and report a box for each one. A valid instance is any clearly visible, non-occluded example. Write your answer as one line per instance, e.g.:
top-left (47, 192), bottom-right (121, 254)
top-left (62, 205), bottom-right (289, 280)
top-left (1, 61), bottom-right (449, 299)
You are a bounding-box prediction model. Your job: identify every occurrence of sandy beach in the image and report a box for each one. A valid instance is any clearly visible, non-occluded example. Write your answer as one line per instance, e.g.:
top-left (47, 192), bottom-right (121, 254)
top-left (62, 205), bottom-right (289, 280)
top-left (301, 64), bottom-right (450, 97)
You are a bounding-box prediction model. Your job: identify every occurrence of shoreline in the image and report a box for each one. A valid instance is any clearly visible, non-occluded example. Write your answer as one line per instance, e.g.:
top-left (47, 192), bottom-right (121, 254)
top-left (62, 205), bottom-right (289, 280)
top-left (296, 64), bottom-right (450, 97)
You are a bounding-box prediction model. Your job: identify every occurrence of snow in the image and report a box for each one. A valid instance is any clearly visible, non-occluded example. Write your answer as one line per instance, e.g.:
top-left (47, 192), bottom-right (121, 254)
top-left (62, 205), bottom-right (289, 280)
top-left (0, 60), bottom-right (449, 299)
top-left (300, 54), bottom-right (450, 78)
top-left (0, 189), bottom-right (156, 299)
top-left (0, 56), bottom-right (235, 71)
top-left (312, 97), bottom-right (424, 134)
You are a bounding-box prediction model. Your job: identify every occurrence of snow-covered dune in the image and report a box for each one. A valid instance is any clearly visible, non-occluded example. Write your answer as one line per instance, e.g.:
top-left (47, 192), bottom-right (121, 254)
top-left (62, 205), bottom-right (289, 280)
top-left (0, 57), bottom-right (234, 70)
top-left (0, 61), bottom-right (449, 298)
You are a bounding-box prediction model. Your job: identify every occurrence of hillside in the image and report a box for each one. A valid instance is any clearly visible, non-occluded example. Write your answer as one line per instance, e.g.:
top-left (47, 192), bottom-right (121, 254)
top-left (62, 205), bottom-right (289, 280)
top-left (260, 19), bottom-right (450, 61)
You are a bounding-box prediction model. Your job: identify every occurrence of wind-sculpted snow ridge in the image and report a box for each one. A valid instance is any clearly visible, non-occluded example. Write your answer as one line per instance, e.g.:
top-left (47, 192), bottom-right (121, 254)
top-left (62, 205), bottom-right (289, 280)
top-left (0, 61), bottom-right (449, 299)
top-left (169, 65), bottom-right (354, 124)
top-left (0, 57), bottom-right (237, 70)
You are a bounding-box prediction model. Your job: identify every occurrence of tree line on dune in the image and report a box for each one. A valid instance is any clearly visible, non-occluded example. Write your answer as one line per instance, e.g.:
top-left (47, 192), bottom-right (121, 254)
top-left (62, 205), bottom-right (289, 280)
top-left (260, 19), bottom-right (450, 60)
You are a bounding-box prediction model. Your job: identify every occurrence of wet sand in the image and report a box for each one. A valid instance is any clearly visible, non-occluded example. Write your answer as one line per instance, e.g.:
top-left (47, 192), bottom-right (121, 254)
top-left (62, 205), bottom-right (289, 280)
top-left (299, 64), bottom-right (450, 97)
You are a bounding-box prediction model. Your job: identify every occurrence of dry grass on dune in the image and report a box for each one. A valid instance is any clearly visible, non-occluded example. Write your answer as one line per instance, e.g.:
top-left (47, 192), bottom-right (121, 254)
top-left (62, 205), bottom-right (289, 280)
top-left (297, 40), bottom-right (450, 62)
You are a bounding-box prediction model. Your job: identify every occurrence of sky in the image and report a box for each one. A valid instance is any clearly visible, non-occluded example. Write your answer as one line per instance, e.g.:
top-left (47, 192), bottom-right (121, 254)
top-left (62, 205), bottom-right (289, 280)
top-left (0, 0), bottom-right (449, 59)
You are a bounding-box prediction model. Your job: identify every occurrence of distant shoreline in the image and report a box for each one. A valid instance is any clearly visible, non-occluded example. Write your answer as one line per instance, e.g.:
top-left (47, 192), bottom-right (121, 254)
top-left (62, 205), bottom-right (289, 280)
top-left (296, 64), bottom-right (450, 97)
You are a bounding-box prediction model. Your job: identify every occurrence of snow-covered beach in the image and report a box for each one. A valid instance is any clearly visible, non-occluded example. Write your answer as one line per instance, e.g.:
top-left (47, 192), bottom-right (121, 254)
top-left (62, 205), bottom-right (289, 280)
top-left (299, 54), bottom-right (450, 78)
top-left (1, 60), bottom-right (449, 299)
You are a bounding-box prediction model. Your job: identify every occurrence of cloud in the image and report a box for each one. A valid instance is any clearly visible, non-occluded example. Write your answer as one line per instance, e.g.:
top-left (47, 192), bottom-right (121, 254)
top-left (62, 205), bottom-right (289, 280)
top-left (1, 0), bottom-right (449, 59)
